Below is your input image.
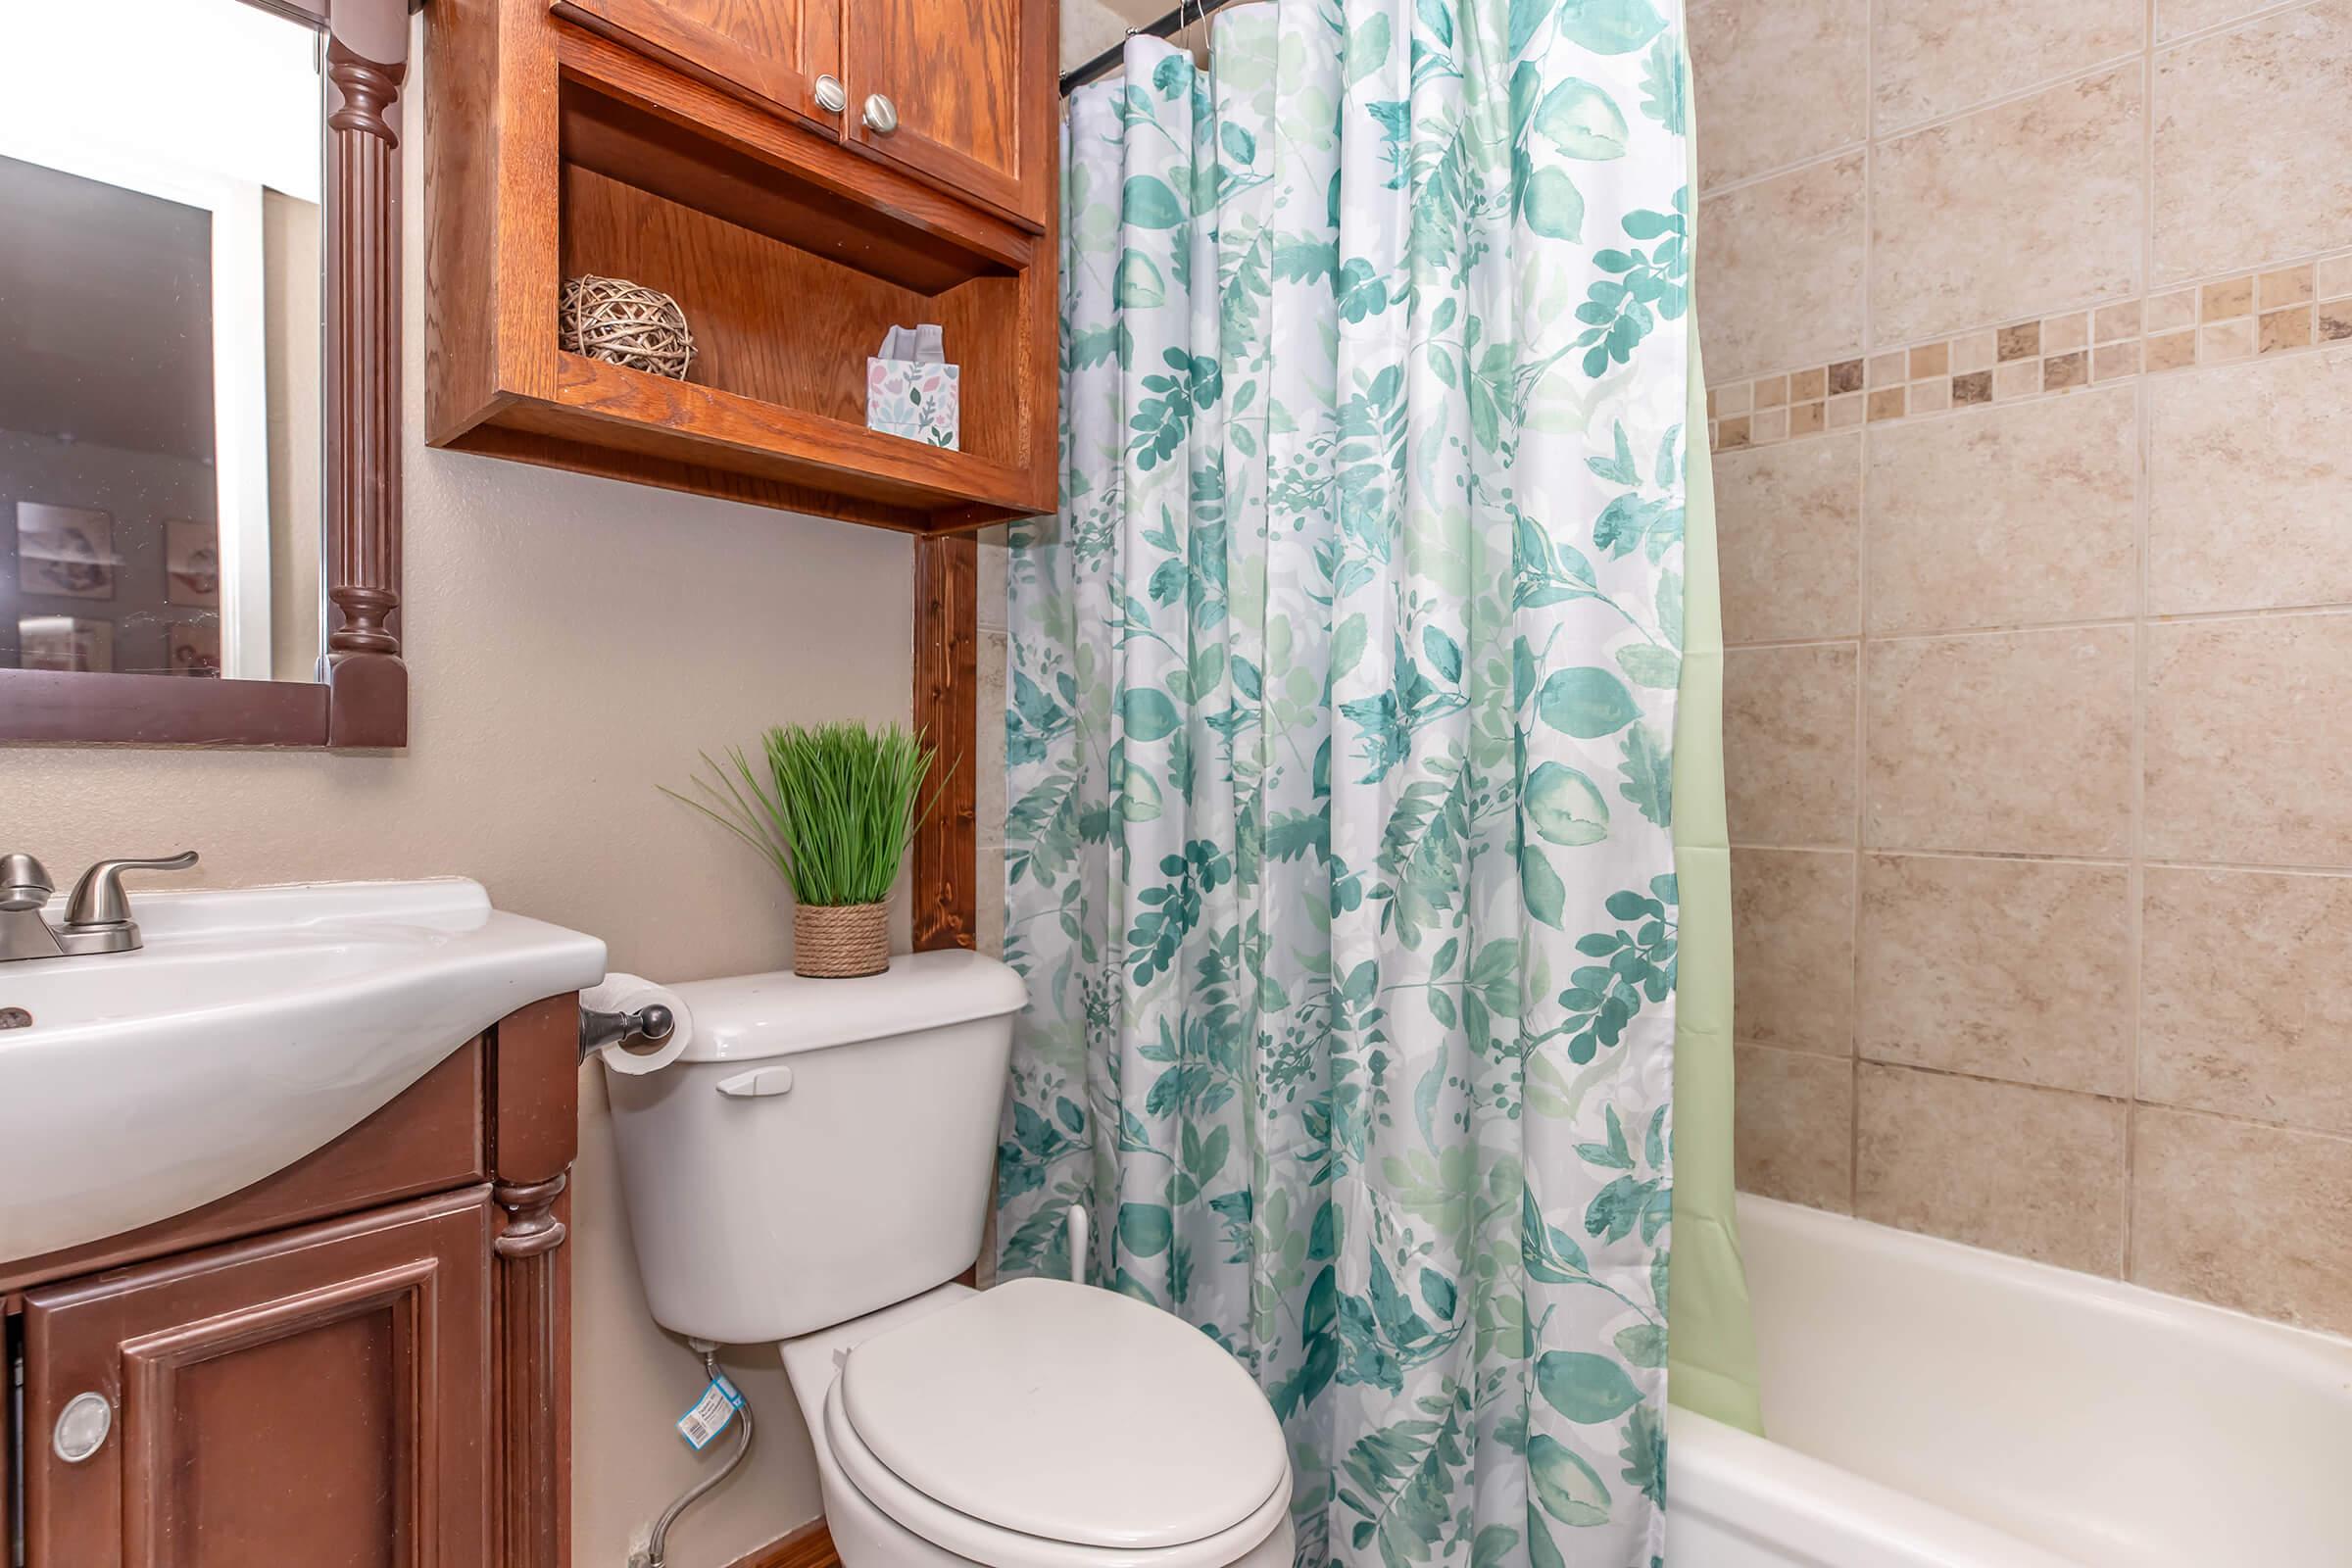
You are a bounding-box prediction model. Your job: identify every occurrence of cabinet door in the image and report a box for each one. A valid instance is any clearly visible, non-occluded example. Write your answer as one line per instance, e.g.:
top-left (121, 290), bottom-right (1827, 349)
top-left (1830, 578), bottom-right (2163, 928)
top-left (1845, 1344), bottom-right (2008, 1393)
top-left (845, 0), bottom-right (1054, 227)
top-left (554, 0), bottom-right (847, 132)
top-left (20, 1190), bottom-right (493, 1568)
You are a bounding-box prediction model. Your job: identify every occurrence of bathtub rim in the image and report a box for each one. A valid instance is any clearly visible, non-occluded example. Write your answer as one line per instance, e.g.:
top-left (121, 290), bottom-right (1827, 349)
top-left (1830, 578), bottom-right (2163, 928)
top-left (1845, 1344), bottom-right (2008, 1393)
top-left (1665, 1403), bottom-right (2082, 1568)
top-left (1734, 1191), bottom-right (2352, 1378)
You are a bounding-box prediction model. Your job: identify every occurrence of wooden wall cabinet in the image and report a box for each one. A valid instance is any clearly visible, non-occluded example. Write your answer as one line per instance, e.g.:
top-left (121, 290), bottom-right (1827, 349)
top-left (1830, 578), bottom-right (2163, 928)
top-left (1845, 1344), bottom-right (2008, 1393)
top-left (1, 997), bottom-right (580, 1568)
top-left (552, 0), bottom-right (847, 137)
top-left (844, 0), bottom-right (1054, 225)
top-left (426, 0), bottom-right (1059, 535)
top-left (549, 0), bottom-right (1053, 230)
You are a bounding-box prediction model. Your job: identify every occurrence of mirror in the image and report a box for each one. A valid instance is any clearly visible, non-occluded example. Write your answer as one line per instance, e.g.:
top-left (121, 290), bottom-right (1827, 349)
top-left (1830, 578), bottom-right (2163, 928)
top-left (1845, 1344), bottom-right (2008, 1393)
top-left (0, 0), bottom-right (408, 748)
top-left (0, 0), bottom-right (324, 686)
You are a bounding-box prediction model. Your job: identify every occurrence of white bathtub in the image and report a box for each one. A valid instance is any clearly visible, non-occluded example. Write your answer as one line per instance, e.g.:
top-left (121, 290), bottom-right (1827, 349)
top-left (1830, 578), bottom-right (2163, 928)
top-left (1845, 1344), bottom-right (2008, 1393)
top-left (1665, 1195), bottom-right (2352, 1566)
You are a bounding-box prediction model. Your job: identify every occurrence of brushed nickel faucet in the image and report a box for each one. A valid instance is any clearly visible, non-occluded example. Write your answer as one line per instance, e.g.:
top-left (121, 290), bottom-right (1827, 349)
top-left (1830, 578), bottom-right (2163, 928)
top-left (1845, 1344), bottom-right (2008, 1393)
top-left (0, 851), bottom-right (199, 961)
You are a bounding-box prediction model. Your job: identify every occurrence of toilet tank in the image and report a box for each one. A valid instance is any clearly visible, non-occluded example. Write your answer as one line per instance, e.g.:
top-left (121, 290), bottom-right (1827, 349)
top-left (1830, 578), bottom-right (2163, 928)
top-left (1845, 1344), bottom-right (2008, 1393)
top-left (605, 950), bottom-right (1028, 1345)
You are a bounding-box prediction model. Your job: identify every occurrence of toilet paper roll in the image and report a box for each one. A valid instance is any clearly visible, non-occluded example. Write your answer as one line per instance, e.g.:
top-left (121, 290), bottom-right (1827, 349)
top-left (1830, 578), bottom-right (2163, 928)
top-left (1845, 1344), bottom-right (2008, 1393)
top-left (582, 973), bottom-right (692, 1076)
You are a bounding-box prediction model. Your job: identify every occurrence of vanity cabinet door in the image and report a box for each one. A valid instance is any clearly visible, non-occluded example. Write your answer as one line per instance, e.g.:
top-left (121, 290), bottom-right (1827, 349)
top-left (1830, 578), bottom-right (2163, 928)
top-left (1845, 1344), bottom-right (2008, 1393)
top-left (844, 0), bottom-right (1054, 227)
top-left (553, 0), bottom-right (847, 132)
top-left (19, 1189), bottom-right (493, 1568)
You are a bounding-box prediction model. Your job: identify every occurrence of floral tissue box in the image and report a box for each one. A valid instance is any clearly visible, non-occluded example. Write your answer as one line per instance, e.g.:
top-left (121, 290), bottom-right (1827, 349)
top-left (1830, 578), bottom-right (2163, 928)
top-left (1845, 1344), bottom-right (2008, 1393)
top-left (865, 357), bottom-right (959, 449)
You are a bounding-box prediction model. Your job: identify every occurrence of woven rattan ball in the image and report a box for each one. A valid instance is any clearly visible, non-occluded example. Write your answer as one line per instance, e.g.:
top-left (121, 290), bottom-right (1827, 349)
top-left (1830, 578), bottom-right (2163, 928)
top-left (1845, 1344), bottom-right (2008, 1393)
top-left (560, 274), bottom-right (696, 380)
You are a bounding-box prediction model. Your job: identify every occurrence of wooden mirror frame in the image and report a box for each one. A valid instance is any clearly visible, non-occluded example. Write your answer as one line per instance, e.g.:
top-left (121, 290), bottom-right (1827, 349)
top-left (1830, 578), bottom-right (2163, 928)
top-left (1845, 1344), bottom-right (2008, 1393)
top-left (0, 0), bottom-right (409, 749)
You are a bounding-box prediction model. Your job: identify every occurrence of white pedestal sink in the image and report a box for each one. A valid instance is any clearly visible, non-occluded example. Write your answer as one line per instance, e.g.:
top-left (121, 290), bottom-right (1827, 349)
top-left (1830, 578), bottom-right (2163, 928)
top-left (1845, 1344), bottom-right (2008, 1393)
top-left (0, 878), bottom-right (605, 1263)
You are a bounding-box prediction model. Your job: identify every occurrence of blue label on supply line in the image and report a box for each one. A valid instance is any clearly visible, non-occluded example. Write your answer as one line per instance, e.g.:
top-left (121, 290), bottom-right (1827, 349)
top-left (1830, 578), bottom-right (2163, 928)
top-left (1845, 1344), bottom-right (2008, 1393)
top-left (676, 1376), bottom-right (745, 1451)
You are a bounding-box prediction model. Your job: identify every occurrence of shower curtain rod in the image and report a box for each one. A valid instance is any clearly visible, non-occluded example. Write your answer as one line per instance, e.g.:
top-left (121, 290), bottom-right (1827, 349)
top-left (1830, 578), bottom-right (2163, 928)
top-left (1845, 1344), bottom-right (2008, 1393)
top-left (1059, 0), bottom-right (1253, 95)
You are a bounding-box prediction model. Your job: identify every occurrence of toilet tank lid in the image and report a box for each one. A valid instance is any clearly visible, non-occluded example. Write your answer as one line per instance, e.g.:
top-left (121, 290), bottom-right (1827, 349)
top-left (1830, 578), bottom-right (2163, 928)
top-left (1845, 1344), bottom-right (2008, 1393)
top-left (667, 950), bottom-right (1027, 1062)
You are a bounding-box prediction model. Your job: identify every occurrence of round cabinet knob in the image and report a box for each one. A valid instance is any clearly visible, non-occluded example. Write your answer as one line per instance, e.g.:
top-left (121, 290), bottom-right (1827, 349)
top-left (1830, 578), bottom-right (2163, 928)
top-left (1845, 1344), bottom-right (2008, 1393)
top-left (53, 1391), bottom-right (113, 1464)
top-left (861, 93), bottom-right (899, 134)
top-left (813, 74), bottom-right (847, 114)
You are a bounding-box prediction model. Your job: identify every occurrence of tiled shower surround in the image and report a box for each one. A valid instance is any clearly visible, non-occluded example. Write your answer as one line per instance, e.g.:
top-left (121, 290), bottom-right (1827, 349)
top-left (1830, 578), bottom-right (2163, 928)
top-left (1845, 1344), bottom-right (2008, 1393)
top-left (1696, 0), bottom-right (2352, 1333)
top-left (1705, 256), bottom-right (2352, 452)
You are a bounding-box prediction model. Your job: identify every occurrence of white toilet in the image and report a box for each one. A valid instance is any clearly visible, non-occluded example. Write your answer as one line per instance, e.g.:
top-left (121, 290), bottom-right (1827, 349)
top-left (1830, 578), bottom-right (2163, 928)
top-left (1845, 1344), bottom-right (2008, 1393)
top-left (606, 950), bottom-right (1296, 1567)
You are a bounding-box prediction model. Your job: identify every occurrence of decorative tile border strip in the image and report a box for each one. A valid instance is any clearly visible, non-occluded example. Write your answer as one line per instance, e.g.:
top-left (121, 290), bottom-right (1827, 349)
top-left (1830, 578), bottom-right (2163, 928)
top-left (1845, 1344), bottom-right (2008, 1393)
top-left (1706, 250), bottom-right (2352, 452)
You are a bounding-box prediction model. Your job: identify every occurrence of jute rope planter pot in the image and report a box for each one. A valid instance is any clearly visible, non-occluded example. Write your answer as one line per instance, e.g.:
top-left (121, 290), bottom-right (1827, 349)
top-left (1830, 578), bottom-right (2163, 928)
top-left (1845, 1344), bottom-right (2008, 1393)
top-left (794, 902), bottom-right (891, 979)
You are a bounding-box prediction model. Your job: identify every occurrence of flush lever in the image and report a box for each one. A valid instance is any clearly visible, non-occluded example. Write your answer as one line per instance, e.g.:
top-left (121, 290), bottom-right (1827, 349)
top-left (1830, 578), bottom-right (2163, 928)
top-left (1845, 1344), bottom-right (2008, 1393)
top-left (714, 1065), bottom-right (794, 1099)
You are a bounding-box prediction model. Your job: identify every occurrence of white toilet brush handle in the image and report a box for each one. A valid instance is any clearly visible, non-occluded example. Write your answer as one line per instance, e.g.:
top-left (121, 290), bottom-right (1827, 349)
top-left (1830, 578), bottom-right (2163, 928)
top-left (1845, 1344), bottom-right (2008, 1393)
top-left (1067, 1203), bottom-right (1089, 1285)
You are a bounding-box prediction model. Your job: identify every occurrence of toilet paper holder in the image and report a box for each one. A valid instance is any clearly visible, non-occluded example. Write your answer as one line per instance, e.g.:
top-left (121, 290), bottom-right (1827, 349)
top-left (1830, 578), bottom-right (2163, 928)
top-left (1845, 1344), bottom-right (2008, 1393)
top-left (578, 1002), bottom-right (675, 1064)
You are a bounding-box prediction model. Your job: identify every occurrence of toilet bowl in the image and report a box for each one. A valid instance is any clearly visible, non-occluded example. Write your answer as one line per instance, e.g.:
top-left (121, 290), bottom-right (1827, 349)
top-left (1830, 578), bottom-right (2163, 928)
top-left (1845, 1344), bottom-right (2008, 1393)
top-left (604, 953), bottom-right (1297, 1567)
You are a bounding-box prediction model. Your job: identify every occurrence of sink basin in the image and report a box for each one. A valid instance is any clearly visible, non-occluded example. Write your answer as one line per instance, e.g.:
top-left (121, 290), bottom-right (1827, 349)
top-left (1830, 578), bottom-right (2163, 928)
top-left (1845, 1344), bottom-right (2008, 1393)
top-left (0, 878), bottom-right (605, 1264)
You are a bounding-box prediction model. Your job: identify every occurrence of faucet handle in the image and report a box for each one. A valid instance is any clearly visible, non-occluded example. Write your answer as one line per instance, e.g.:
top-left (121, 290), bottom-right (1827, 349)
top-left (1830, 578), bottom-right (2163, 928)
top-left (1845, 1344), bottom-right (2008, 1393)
top-left (1, 853), bottom-right (55, 911)
top-left (65, 852), bottom-right (198, 928)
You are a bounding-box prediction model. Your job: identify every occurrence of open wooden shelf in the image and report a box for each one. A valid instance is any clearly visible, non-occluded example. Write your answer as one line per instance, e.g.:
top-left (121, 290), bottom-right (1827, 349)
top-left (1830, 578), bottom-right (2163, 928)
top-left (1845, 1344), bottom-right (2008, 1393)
top-left (523, 352), bottom-right (1039, 513)
top-left (425, 5), bottom-right (1056, 535)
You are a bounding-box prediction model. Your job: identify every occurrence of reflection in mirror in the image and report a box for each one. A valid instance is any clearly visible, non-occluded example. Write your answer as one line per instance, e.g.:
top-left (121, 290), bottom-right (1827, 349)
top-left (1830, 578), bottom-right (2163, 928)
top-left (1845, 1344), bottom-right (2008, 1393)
top-left (0, 0), bottom-right (322, 684)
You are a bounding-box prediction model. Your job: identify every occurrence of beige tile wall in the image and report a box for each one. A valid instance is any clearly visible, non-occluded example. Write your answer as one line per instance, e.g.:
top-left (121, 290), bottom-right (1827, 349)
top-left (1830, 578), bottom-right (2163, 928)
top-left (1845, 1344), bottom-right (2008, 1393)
top-left (1695, 0), bottom-right (2352, 1336)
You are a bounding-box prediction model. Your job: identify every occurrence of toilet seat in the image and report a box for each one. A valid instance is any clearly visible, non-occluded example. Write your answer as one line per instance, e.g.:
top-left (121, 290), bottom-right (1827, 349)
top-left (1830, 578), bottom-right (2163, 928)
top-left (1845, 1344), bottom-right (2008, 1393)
top-left (824, 1278), bottom-right (1291, 1566)
top-left (824, 1380), bottom-right (1294, 1567)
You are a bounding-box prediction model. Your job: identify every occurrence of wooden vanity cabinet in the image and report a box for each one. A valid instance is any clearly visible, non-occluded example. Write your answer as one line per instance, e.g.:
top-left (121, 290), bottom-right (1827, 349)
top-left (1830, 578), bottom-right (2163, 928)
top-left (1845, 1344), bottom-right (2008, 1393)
top-left (0, 995), bottom-right (579, 1568)
top-left (20, 1192), bottom-right (495, 1567)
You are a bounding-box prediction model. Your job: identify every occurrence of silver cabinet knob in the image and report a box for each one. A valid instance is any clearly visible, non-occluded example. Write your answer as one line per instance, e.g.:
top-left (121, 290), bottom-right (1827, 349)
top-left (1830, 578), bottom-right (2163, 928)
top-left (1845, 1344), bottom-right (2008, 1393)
top-left (813, 74), bottom-right (847, 114)
top-left (54, 1391), bottom-right (112, 1463)
top-left (861, 93), bottom-right (899, 134)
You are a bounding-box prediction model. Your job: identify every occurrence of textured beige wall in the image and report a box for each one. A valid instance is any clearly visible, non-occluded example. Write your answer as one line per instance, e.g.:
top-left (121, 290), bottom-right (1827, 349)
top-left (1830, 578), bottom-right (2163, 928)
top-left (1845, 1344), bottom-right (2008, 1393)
top-left (1059, 0), bottom-right (1218, 77)
top-left (1060, 0), bottom-right (1159, 70)
top-left (4, 24), bottom-right (915, 1561)
top-left (1693, 0), bottom-right (2352, 1336)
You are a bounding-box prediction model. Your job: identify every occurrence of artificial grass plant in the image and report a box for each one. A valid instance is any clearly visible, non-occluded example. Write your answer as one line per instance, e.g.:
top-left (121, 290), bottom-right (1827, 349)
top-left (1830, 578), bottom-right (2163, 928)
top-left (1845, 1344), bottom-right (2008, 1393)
top-left (666, 721), bottom-right (947, 907)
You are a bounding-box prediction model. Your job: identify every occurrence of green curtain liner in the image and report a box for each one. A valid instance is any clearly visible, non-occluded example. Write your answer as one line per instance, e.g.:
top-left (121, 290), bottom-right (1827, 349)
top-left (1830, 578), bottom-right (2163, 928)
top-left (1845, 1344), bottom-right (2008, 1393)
top-left (1665, 40), bottom-right (1766, 1438)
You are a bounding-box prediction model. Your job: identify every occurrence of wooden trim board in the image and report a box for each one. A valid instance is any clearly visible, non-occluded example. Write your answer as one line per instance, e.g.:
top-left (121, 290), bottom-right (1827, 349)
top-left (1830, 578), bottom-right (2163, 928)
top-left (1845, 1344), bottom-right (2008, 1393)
top-left (910, 534), bottom-right (980, 952)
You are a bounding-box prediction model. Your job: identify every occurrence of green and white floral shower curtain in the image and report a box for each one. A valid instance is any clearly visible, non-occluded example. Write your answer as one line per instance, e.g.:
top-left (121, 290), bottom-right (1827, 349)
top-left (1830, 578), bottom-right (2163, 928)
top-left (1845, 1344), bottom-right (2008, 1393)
top-left (997, 1), bottom-right (1692, 1561)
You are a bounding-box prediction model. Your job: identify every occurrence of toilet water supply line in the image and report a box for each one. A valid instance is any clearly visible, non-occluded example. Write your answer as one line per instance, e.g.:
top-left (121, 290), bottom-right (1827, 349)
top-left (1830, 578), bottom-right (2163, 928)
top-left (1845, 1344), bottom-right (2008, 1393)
top-left (632, 1206), bottom-right (1082, 1565)
top-left (640, 1340), bottom-right (755, 1568)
